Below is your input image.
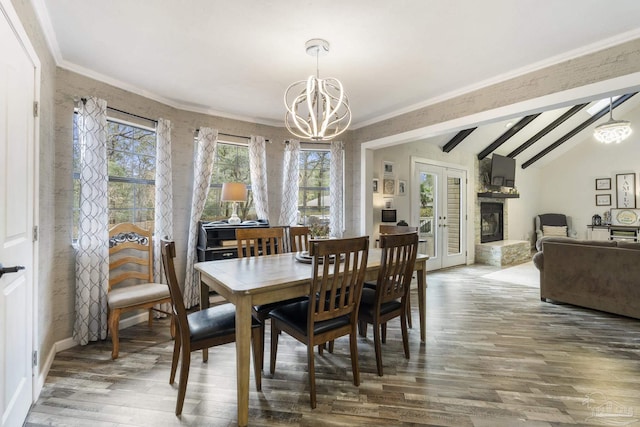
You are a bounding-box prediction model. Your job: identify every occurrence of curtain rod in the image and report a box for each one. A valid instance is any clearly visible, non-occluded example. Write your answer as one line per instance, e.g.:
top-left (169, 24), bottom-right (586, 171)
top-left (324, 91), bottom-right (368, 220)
top-left (194, 129), bottom-right (270, 143)
top-left (106, 106), bottom-right (158, 124)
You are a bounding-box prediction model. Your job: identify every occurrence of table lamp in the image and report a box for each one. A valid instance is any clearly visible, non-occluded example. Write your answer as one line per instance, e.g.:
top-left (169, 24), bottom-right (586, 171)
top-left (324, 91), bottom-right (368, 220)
top-left (221, 182), bottom-right (247, 225)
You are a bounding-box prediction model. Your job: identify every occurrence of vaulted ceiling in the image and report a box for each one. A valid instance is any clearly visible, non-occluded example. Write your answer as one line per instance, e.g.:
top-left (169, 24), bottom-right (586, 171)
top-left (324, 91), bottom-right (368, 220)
top-left (33, 0), bottom-right (640, 163)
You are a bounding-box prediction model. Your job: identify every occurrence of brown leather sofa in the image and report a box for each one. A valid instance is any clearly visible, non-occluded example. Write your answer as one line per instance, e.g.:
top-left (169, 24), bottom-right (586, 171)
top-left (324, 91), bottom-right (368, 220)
top-left (532, 236), bottom-right (640, 320)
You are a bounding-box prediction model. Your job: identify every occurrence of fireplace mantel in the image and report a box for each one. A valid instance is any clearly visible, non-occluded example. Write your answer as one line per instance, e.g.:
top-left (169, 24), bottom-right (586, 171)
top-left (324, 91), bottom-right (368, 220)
top-left (477, 192), bottom-right (519, 199)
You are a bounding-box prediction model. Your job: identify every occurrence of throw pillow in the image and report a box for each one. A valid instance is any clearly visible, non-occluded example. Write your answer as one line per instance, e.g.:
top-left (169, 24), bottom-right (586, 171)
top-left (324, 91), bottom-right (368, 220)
top-left (543, 225), bottom-right (568, 237)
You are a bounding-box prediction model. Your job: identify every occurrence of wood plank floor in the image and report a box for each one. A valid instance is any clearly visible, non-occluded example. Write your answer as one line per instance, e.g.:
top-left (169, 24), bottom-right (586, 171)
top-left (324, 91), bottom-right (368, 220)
top-left (26, 263), bottom-right (640, 426)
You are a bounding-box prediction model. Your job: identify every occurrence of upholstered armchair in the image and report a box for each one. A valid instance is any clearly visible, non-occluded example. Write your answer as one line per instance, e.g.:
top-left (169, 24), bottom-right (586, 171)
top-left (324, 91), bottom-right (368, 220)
top-left (535, 213), bottom-right (577, 243)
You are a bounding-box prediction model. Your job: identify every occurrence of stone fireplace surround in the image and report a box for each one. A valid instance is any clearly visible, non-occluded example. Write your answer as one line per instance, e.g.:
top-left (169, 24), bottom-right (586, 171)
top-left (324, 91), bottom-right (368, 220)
top-left (474, 159), bottom-right (530, 267)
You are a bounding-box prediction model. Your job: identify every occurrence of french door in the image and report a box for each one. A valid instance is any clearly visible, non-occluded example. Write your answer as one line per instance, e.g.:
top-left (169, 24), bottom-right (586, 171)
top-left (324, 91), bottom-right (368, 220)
top-left (412, 161), bottom-right (466, 271)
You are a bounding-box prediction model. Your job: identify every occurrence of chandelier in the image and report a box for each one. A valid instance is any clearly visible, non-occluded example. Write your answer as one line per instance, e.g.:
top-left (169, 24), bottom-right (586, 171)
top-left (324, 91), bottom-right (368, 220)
top-left (593, 97), bottom-right (632, 144)
top-left (284, 39), bottom-right (352, 141)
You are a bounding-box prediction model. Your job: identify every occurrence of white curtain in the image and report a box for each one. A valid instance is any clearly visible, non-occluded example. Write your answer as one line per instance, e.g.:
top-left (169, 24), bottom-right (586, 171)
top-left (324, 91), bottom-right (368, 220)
top-left (184, 127), bottom-right (218, 308)
top-left (153, 118), bottom-right (173, 315)
top-left (249, 135), bottom-right (269, 220)
top-left (330, 140), bottom-right (344, 238)
top-left (73, 97), bottom-right (109, 345)
top-left (278, 139), bottom-right (300, 226)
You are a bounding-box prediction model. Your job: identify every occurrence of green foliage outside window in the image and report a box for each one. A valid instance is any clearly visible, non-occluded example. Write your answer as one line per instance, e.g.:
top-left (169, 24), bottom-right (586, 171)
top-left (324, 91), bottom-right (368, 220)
top-left (72, 117), bottom-right (156, 240)
top-left (202, 143), bottom-right (257, 221)
top-left (298, 150), bottom-right (330, 225)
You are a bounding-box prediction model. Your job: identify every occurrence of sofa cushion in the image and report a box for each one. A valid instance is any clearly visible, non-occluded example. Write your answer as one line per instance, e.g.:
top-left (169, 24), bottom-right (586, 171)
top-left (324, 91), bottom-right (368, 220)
top-left (536, 236), bottom-right (618, 252)
top-left (542, 225), bottom-right (567, 237)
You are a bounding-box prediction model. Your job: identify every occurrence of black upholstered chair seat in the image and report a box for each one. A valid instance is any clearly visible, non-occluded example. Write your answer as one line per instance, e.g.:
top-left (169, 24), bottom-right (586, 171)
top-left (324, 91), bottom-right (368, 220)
top-left (358, 287), bottom-right (401, 317)
top-left (188, 303), bottom-right (260, 341)
top-left (269, 299), bottom-right (350, 337)
top-left (253, 297), bottom-right (306, 317)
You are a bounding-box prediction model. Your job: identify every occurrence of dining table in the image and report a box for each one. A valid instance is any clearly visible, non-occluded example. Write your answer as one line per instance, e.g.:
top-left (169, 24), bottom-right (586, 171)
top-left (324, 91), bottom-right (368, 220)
top-left (194, 248), bottom-right (428, 427)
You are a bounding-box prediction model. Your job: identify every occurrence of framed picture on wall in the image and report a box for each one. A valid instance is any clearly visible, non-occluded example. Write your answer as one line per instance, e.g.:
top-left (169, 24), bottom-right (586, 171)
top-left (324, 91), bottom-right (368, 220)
top-left (372, 178), bottom-right (379, 193)
top-left (383, 160), bottom-right (394, 176)
top-left (397, 180), bottom-right (407, 196)
top-left (616, 173), bottom-right (636, 208)
top-left (383, 178), bottom-right (395, 195)
top-left (596, 194), bottom-right (611, 206)
top-left (595, 177), bottom-right (611, 190)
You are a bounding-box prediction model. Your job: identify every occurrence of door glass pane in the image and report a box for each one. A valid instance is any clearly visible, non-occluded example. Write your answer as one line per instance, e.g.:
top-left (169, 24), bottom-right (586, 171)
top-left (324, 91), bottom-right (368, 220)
top-left (446, 176), bottom-right (461, 255)
top-left (419, 172), bottom-right (436, 259)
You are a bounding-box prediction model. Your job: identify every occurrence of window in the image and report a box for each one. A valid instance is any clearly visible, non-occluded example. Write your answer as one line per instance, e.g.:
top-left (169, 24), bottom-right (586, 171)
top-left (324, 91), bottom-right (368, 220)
top-left (73, 116), bottom-right (156, 239)
top-left (201, 142), bottom-right (256, 221)
top-left (298, 149), bottom-right (331, 226)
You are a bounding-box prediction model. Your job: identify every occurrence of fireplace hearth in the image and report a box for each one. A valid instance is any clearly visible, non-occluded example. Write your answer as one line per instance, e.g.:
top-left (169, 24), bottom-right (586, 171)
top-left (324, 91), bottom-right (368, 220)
top-left (480, 202), bottom-right (503, 243)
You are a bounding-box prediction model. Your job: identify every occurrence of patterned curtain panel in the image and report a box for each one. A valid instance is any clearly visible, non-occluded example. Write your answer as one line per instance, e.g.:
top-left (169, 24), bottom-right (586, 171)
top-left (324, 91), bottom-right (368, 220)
top-left (249, 135), bottom-right (269, 220)
top-left (153, 118), bottom-right (173, 316)
top-left (73, 97), bottom-right (109, 345)
top-left (278, 139), bottom-right (300, 226)
top-left (330, 140), bottom-right (344, 238)
top-left (183, 127), bottom-right (218, 308)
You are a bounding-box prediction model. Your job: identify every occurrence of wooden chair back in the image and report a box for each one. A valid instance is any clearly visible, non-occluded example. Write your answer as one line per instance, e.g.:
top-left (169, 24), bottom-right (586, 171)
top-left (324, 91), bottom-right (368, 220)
top-left (236, 227), bottom-right (286, 258)
top-left (159, 239), bottom-right (186, 331)
top-left (107, 222), bottom-right (172, 359)
top-left (375, 232), bottom-right (419, 306)
top-left (308, 236), bottom-right (370, 324)
top-left (379, 225), bottom-right (418, 235)
top-left (108, 222), bottom-right (155, 292)
top-left (289, 226), bottom-right (311, 252)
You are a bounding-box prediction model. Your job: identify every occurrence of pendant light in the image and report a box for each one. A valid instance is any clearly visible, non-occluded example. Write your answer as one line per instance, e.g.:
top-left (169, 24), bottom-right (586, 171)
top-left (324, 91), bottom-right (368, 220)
top-left (594, 97), bottom-right (632, 144)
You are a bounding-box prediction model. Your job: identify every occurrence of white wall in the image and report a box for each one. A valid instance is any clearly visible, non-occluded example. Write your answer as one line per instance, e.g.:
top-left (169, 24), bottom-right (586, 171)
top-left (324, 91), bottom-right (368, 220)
top-left (506, 160), bottom-right (542, 244)
top-left (538, 106), bottom-right (640, 238)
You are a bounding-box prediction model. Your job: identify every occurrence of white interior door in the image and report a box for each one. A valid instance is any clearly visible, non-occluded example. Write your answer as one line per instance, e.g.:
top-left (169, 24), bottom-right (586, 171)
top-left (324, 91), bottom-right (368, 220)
top-left (413, 162), bottom-right (467, 271)
top-left (1, 3), bottom-right (37, 426)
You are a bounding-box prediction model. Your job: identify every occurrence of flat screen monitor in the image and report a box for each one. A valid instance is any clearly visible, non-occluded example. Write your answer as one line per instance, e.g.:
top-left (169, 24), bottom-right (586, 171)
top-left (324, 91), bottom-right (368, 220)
top-left (490, 154), bottom-right (516, 187)
top-left (381, 209), bottom-right (397, 223)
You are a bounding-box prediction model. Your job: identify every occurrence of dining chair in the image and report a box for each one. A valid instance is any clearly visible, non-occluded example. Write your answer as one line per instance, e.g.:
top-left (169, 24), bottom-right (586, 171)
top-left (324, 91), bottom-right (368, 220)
top-left (160, 239), bottom-right (262, 415)
top-left (107, 222), bottom-right (173, 359)
top-left (269, 236), bottom-right (369, 408)
top-left (358, 232), bottom-right (418, 376)
top-left (377, 224), bottom-right (419, 328)
top-left (235, 226), bottom-right (292, 369)
top-left (289, 226), bottom-right (311, 252)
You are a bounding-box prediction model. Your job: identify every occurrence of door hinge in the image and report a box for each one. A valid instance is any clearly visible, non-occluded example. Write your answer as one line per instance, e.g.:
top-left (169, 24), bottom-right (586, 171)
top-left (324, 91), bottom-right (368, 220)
top-left (33, 101), bottom-right (39, 117)
top-left (33, 225), bottom-right (38, 242)
top-left (33, 351), bottom-right (38, 367)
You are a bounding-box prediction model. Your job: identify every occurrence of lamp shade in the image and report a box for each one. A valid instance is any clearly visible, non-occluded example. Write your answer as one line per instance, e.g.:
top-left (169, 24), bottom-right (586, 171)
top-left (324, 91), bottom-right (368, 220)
top-left (221, 182), bottom-right (247, 202)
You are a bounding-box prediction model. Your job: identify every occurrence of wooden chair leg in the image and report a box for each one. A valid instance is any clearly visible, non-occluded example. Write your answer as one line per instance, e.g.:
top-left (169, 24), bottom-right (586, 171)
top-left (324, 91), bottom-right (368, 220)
top-left (170, 331), bottom-right (181, 384)
top-left (251, 327), bottom-right (262, 391)
top-left (169, 315), bottom-right (176, 339)
top-left (358, 320), bottom-right (367, 337)
top-left (349, 326), bottom-right (360, 386)
top-left (109, 309), bottom-right (121, 360)
top-left (148, 308), bottom-right (154, 327)
top-left (307, 341), bottom-right (317, 409)
top-left (406, 296), bottom-right (412, 329)
top-left (328, 340), bottom-right (334, 353)
top-left (270, 320), bottom-right (279, 375)
top-left (373, 321), bottom-right (384, 376)
top-left (175, 345), bottom-right (191, 415)
top-left (400, 311), bottom-right (410, 359)
top-left (259, 322), bottom-right (265, 371)
top-left (381, 323), bottom-right (387, 343)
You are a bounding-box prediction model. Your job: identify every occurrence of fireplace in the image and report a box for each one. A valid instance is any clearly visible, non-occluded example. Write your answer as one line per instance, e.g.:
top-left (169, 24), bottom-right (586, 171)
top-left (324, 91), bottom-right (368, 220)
top-left (480, 202), bottom-right (503, 243)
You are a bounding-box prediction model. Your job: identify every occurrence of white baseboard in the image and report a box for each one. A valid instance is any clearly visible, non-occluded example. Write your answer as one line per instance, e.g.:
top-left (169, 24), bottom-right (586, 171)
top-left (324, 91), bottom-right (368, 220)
top-left (34, 312), bottom-right (150, 399)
